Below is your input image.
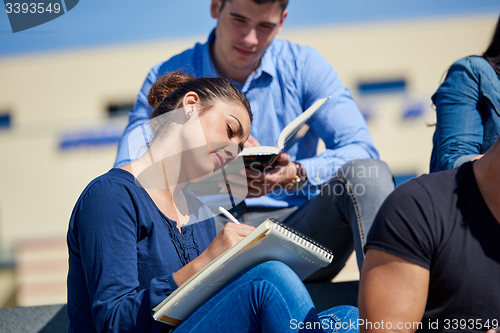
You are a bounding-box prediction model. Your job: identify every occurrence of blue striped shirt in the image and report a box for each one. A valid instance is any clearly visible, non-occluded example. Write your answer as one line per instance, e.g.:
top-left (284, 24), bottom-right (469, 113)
top-left (114, 30), bottom-right (378, 208)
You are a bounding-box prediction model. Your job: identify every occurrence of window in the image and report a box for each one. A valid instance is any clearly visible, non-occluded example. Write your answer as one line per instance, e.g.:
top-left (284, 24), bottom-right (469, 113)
top-left (357, 79), bottom-right (406, 95)
top-left (0, 113), bottom-right (11, 129)
top-left (107, 102), bottom-right (134, 118)
top-left (394, 173), bottom-right (416, 187)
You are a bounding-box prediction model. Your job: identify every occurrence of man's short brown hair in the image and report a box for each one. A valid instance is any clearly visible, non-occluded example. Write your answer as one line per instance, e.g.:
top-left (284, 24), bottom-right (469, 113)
top-left (219, 0), bottom-right (289, 12)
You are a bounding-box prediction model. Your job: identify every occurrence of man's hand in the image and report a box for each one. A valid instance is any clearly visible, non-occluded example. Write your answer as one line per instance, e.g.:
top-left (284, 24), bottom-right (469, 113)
top-left (225, 134), bottom-right (305, 198)
top-left (244, 153), bottom-right (300, 198)
top-left (220, 153), bottom-right (302, 198)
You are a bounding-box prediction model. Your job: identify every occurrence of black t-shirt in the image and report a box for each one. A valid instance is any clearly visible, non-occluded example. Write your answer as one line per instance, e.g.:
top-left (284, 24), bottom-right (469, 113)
top-left (366, 163), bottom-right (500, 332)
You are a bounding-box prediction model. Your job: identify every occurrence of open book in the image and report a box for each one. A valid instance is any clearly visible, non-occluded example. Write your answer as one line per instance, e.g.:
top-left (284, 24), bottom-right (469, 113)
top-left (153, 218), bottom-right (334, 326)
top-left (240, 97), bottom-right (330, 170)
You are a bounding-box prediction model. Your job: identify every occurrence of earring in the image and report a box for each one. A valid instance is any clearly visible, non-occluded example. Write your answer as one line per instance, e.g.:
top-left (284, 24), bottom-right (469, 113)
top-left (188, 110), bottom-right (193, 117)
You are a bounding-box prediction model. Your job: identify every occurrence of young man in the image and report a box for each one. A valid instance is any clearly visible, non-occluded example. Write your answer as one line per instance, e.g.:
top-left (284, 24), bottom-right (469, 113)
top-left (115, 0), bottom-right (394, 281)
top-left (358, 136), bottom-right (500, 332)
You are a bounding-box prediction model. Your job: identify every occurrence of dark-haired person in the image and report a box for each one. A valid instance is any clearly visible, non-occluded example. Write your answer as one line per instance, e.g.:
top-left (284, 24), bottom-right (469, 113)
top-left (67, 72), bottom-right (359, 333)
top-left (114, 0), bottom-right (394, 282)
top-left (430, 15), bottom-right (500, 172)
top-left (358, 135), bottom-right (500, 333)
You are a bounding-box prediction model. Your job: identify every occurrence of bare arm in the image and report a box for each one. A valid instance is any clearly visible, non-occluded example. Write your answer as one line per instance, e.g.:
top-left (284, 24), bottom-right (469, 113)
top-left (358, 249), bottom-right (430, 333)
top-left (172, 223), bottom-right (255, 286)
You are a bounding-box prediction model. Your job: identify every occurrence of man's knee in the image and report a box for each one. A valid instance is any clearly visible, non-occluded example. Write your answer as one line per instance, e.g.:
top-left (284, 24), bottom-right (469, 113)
top-left (334, 159), bottom-right (394, 193)
top-left (338, 159), bottom-right (392, 182)
top-left (318, 159), bottom-right (394, 205)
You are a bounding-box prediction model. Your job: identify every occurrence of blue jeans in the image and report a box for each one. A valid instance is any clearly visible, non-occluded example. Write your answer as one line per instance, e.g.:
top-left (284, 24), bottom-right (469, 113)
top-left (172, 261), bottom-right (359, 333)
top-left (214, 159), bottom-right (395, 282)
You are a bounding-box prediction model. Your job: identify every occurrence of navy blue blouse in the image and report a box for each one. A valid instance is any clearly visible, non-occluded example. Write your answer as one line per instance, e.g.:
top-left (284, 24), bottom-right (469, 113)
top-left (67, 168), bottom-right (216, 332)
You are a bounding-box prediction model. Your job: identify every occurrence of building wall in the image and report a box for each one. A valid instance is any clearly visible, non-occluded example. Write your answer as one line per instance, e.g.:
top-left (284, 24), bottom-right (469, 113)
top-left (0, 14), bottom-right (496, 305)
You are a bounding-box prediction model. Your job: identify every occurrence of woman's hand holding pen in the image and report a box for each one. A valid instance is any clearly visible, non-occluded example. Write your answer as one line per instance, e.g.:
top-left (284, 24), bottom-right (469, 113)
top-left (203, 222), bottom-right (255, 262)
top-left (173, 223), bottom-right (254, 286)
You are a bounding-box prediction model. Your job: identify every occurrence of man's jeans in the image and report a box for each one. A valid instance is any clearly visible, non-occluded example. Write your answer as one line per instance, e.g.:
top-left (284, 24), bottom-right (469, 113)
top-left (213, 159), bottom-right (395, 282)
top-left (173, 261), bottom-right (359, 333)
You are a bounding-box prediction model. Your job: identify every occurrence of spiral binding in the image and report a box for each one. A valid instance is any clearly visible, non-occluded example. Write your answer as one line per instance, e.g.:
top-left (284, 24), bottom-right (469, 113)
top-left (269, 218), bottom-right (334, 259)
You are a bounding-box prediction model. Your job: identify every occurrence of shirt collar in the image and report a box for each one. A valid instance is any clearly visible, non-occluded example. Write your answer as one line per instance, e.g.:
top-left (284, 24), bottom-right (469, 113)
top-left (258, 46), bottom-right (278, 80)
top-left (201, 29), bottom-right (219, 78)
top-left (240, 47), bottom-right (276, 92)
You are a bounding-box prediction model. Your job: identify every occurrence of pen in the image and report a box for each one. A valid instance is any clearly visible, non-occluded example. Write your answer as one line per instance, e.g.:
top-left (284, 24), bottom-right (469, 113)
top-left (218, 206), bottom-right (240, 224)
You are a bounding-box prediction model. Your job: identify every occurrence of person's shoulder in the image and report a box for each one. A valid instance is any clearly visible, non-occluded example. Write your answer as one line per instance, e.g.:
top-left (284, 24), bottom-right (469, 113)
top-left (463, 56), bottom-right (499, 83)
top-left (372, 168), bottom-right (461, 238)
top-left (433, 57), bottom-right (482, 102)
top-left (460, 55), bottom-right (492, 70)
top-left (266, 39), bottom-right (331, 84)
top-left (413, 166), bottom-right (461, 189)
top-left (68, 169), bottom-right (140, 226)
top-left (267, 39), bottom-right (321, 63)
top-left (79, 169), bottom-right (138, 202)
top-left (396, 166), bottom-right (465, 204)
top-left (448, 56), bottom-right (493, 79)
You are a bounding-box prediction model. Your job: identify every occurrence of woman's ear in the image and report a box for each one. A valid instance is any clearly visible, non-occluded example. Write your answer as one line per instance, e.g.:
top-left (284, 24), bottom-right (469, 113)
top-left (181, 92), bottom-right (200, 118)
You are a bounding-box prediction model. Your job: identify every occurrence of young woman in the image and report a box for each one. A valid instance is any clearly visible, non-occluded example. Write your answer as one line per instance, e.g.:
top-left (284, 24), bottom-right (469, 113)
top-left (67, 72), bottom-right (359, 333)
top-left (430, 16), bottom-right (500, 172)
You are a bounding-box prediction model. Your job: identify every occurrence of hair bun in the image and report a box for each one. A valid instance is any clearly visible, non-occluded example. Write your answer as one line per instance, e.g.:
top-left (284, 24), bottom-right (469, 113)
top-left (148, 72), bottom-right (195, 109)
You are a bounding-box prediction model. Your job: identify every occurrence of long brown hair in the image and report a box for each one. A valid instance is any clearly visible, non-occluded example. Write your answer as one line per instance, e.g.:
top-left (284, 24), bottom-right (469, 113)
top-left (483, 15), bottom-right (500, 76)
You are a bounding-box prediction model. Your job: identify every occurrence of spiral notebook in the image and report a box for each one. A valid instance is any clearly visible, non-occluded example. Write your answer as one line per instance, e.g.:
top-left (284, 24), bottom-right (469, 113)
top-left (153, 218), bottom-right (334, 326)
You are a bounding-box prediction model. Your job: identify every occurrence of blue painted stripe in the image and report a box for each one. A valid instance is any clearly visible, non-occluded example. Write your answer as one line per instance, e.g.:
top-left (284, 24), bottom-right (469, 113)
top-left (0, 114), bottom-right (11, 129)
top-left (59, 126), bottom-right (123, 150)
top-left (403, 103), bottom-right (425, 120)
top-left (358, 79), bottom-right (406, 95)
